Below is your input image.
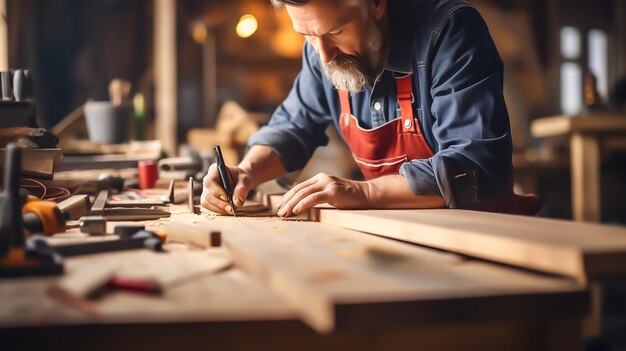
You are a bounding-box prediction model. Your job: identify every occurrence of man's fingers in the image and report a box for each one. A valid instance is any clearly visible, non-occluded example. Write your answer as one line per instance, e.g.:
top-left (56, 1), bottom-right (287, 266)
top-left (232, 172), bottom-right (253, 208)
top-left (203, 164), bottom-right (219, 187)
top-left (277, 176), bottom-right (319, 209)
top-left (278, 181), bottom-right (324, 217)
top-left (292, 190), bottom-right (332, 215)
top-left (203, 164), bottom-right (229, 200)
top-left (200, 190), bottom-right (231, 214)
top-left (200, 194), bottom-right (227, 214)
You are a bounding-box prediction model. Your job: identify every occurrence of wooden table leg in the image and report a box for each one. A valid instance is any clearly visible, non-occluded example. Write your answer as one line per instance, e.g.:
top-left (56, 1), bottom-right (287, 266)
top-left (570, 133), bottom-right (601, 222)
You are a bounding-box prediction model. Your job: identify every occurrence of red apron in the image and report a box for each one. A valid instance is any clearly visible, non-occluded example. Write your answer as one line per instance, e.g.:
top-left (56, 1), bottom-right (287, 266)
top-left (337, 75), bottom-right (542, 216)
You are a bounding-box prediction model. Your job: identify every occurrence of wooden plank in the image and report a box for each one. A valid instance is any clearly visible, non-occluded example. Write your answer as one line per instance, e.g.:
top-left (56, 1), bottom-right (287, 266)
top-left (90, 189), bottom-right (109, 216)
top-left (154, 0), bottom-right (177, 156)
top-left (531, 114), bottom-right (626, 138)
top-left (0, 148), bottom-right (62, 179)
top-left (315, 209), bottom-right (626, 283)
top-left (571, 133), bottom-right (601, 222)
top-left (192, 219), bottom-right (585, 333)
top-left (0, 0), bottom-right (6, 72)
top-left (102, 208), bottom-right (170, 221)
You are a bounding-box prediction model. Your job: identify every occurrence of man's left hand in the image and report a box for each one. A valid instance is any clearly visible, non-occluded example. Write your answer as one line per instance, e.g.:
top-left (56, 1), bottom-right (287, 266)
top-left (276, 173), bottom-right (370, 217)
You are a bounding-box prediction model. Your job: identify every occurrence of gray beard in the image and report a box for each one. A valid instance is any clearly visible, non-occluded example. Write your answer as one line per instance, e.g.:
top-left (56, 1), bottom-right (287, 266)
top-left (322, 23), bottom-right (383, 94)
top-left (323, 56), bottom-right (369, 93)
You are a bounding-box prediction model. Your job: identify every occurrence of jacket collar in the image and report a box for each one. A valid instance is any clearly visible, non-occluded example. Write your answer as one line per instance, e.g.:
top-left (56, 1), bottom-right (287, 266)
top-left (383, 0), bottom-right (414, 77)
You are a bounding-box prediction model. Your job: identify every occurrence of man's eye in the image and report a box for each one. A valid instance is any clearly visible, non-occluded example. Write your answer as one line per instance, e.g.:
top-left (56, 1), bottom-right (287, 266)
top-left (329, 29), bottom-right (343, 36)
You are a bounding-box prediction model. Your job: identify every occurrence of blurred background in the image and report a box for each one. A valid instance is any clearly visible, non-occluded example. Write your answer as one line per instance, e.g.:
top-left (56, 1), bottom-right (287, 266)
top-left (3, 0), bottom-right (626, 223)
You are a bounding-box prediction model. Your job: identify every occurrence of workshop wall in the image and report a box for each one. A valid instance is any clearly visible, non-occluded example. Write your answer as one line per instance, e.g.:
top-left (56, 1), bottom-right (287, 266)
top-left (4, 0), bottom-right (626, 222)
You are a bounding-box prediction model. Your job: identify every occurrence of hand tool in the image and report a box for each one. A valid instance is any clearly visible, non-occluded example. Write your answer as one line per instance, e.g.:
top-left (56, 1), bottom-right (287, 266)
top-left (50, 230), bottom-right (163, 257)
top-left (187, 177), bottom-right (195, 212)
top-left (1, 71), bottom-right (12, 101)
top-left (79, 216), bottom-right (107, 235)
top-left (11, 69), bottom-right (32, 102)
top-left (0, 144), bottom-right (63, 277)
top-left (89, 189), bottom-right (109, 216)
top-left (213, 145), bottom-right (237, 216)
top-left (22, 195), bottom-right (67, 236)
top-left (12, 69), bottom-right (25, 101)
top-left (108, 276), bottom-right (162, 295)
top-left (113, 224), bottom-right (146, 238)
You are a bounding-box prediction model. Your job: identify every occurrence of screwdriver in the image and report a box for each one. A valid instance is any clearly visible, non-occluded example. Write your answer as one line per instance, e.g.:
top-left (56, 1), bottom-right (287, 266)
top-left (213, 145), bottom-right (237, 217)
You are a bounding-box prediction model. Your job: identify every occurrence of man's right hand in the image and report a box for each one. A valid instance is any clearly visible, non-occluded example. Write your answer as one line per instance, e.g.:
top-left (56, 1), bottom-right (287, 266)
top-left (201, 164), bottom-right (255, 215)
top-left (200, 145), bottom-right (288, 215)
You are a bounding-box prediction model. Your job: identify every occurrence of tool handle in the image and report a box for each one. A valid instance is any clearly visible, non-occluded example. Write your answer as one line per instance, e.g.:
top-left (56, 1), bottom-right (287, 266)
top-left (12, 70), bottom-right (24, 101)
top-left (214, 146), bottom-right (233, 196)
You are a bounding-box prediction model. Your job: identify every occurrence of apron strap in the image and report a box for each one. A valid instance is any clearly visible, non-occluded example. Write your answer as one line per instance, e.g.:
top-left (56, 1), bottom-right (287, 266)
top-left (338, 90), bottom-right (351, 116)
top-left (396, 75), bottom-right (418, 134)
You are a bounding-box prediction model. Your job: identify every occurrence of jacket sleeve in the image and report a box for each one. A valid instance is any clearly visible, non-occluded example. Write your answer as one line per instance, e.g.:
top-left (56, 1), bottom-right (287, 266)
top-left (247, 43), bottom-right (333, 171)
top-left (399, 7), bottom-right (513, 208)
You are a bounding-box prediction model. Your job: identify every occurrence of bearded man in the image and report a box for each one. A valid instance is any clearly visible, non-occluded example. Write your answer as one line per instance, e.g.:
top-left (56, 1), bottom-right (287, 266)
top-left (201, 0), bottom-right (541, 217)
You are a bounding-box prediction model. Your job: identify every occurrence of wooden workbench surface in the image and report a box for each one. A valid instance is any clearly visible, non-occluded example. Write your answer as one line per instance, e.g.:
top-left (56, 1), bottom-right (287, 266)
top-left (0, 246), bottom-right (296, 328)
top-left (0, 205), bottom-right (599, 350)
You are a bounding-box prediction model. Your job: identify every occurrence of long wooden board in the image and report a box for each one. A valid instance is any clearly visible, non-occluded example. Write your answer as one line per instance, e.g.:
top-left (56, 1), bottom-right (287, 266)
top-left (178, 218), bottom-right (586, 333)
top-left (531, 113), bottom-right (626, 138)
top-left (315, 209), bottom-right (626, 284)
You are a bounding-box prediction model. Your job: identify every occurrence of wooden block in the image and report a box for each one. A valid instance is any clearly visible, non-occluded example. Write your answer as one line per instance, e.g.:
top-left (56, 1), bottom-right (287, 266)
top-left (0, 148), bottom-right (62, 179)
top-left (165, 222), bottom-right (213, 248)
top-left (57, 195), bottom-right (90, 220)
top-left (315, 208), bottom-right (626, 284)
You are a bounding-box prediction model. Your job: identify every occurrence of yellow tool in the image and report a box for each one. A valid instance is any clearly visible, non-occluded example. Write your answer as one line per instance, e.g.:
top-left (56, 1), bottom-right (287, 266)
top-left (23, 195), bottom-right (67, 236)
top-left (0, 144), bottom-right (63, 277)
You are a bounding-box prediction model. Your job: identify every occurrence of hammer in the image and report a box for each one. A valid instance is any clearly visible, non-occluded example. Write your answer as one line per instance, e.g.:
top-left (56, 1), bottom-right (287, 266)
top-left (32, 230), bottom-right (163, 257)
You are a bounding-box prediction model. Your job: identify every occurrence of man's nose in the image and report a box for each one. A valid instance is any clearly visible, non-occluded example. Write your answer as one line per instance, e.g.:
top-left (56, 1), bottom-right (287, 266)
top-left (317, 37), bottom-right (338, 64)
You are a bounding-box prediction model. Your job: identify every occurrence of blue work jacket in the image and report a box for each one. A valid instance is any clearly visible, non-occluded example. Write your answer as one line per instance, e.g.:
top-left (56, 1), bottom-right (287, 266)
top-left (248, 0), bottom-right (513, 209)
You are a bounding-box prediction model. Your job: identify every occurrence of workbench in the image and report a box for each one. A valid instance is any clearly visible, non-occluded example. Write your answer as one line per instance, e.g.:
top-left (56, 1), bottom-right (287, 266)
top-left (2, 201), bottom-right (626, 351)
top-left (531, 112), bottom-right (626, 222)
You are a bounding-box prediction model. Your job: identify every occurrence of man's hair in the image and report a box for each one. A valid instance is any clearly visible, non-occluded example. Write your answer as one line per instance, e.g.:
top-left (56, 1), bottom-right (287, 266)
top-left (270, 0), bottom-right (363, 10)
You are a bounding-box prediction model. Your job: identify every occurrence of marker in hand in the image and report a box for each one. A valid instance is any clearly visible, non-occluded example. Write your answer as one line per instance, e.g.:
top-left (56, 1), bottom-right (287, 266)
top-left (214, 145), bottom-right (237, 217)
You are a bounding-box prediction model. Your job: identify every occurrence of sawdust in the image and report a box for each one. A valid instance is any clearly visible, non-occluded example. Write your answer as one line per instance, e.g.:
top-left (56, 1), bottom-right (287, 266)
top-left (335, 248), bottom-right (365, 260)
top-left (323, 237), bottom-right (354, 243)
top-left (308, 267), bottom-right (346, 283)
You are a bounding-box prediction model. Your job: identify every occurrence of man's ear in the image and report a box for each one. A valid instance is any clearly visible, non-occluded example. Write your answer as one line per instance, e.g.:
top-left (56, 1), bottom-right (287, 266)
top-left (371, 0), bottom-right (387, 20)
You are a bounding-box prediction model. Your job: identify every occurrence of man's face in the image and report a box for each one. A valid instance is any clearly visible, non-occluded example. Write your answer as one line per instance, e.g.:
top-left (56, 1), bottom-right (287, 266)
top-left (285, 0), bottom-right (386, 93)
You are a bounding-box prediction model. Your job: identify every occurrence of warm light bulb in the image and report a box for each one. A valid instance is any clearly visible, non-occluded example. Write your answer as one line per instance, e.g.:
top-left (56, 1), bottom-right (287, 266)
top-left (236, 14), bottom-right (258, 38)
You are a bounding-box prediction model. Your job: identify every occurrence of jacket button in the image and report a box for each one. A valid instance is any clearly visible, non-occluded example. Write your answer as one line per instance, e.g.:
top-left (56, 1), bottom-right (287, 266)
top-left (404, 119), bottom-right (412, 129)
